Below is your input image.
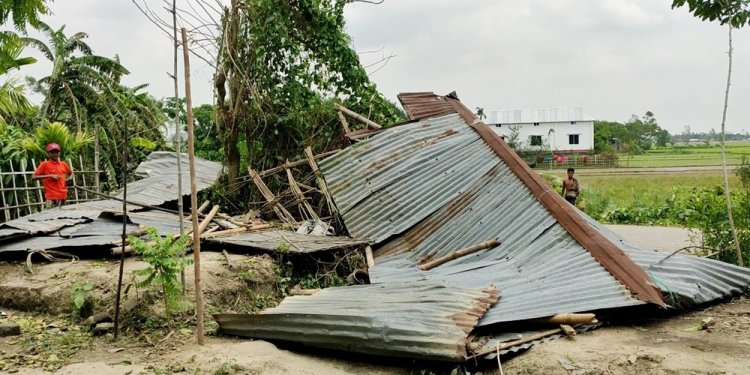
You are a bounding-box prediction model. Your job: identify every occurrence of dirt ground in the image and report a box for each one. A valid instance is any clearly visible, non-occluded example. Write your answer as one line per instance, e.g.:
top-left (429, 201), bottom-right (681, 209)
top-left (1, 226), bottom-right (749, 375)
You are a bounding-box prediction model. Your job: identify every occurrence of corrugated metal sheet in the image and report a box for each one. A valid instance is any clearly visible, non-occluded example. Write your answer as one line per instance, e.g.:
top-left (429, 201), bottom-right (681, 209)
top-left (207, 230), bottom-right (369, 253)
top-left (398, 92), bottom-right (457, 120)
top-left (586, 216), bottom-right (750, 306)
top-left (488, 107), bottom-right (593, 125)
top-left (215, 282), bottom-right (499, 361)
top-left (320, 113), bottom-right (646, 324)
top-left (114, 151), bottom-right (223, 207)
top-left (0, 235), bottom-right (122, 252)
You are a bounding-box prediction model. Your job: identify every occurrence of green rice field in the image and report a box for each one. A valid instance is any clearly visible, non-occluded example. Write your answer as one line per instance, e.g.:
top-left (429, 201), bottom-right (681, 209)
top-left (620, 141), bottom-right (750, 168)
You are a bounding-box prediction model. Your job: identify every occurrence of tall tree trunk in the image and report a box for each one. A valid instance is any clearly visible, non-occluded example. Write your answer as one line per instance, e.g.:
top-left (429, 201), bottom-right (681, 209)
top-left (720, 22), bottom-right (743, 266)
top-left (214, 0), bottom-right (242, 188)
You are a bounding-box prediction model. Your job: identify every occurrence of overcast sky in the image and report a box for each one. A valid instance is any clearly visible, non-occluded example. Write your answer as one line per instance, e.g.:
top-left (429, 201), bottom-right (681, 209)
top-left (11, 0), bottom-right (750, 134)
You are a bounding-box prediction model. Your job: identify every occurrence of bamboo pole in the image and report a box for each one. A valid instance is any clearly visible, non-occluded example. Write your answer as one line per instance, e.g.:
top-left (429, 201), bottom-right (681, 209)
top-left (285, 163), bottom-right (318, 221)
top-left (337, 105), bottom-right (382, 129)
top-left (0, 164), bottom-right (10, 221)
top-left (420, 239), bottom-right (500, 271)
top-left (304, 147), bottom-right (338, 218)
top-left (68, 158), bottom-right (79, 204)
top-left (78, 156), bottom-right (87, 201)
top-left (248, 168), bottom-right (296, 225)
top-left (533, 313), bottom-right (597, 325)
top-left (8, 162), bottom-right (21, 217)
top-left (256, 149), bottom-right (340, 178)
top-left (113, 88), bottom-right (130, 341)
top-left (19, 162), bottom-right (32, 216)
top-left (365, 245), bottom-right (375, 269)
top-left (182, 27), bottom-right (204, 345)
top-left (337, 110), bottom-right (351, 135)
top-left (171, 0), bottom-right (187, 293)
top-left (31, 160), bottom-right (44, 212)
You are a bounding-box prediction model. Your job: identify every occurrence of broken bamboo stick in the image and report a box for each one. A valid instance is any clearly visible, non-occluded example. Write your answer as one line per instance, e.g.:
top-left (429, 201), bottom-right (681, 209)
top-left (533, 313), bottom-right (597, 325)
top-left (337, 105), bottom-right (382, 129)
top-left (256, 149), bottom-right (340, 178)
top-left (365, 245), bottom-right (375, 269)
top-left (420, 239), bottom-right (500, 271)
top-left (248, 168), bottom-right (296, 226)
top-left (285, 163), bottom-right (318, 221)
top-left (305, 147), bottom-right (338, 218)
top-left (337, 110), bottom-right (351, 135)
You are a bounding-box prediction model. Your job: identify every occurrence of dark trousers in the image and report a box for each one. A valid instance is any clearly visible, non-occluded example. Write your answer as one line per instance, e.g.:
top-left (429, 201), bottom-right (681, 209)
top-left (565, 196), bottom-right (577, 205)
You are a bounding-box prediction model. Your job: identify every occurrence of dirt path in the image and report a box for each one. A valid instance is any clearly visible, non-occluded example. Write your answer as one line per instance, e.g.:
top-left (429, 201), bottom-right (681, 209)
top-left (544, 166), bottom-right (736, 176)
top-left (605, 224), bottom-right (695, 252)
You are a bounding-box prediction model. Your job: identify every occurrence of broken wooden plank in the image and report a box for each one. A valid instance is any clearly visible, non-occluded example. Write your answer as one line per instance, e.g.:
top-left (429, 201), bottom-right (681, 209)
top-left (305, 147), bottom-right (338, 218)
top-left (285, 162), bottom-right (319, 221)
top-left (257, 150), bottom-right (340, 178)
top-left (248, 168), bottom-right (296, 226)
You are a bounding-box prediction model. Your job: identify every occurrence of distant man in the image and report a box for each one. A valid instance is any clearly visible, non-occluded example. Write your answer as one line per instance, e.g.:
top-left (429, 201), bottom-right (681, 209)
top-left (561, 167), bottom-right (580, 205)
top-left (32, 143), bottom-right (73, 208)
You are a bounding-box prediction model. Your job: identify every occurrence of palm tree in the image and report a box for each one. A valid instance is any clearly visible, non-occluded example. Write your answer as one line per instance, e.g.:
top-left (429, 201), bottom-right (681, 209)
top-left (25, 22), bottom-right (129, 132)
top-left (0, 31), bottom-right (36, 129)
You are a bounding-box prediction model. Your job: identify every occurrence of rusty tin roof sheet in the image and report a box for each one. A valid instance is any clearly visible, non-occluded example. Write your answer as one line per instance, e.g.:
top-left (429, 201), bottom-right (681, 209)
top-left (207, 229), bottom-right (369, 253)
top-left (215, 282), bottom-right (499, 361)
top-left (398, 92), bottom-right (457, 120)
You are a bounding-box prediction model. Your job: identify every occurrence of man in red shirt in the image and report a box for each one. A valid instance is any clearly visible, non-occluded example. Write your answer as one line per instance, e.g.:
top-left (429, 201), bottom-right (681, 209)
top-left (32, 143), bottom-right (74, 207)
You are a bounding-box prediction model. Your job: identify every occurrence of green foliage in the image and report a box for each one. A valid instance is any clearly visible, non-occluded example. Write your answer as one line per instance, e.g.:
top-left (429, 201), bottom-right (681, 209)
top-left (216, 0), bottom-right (406, 186)
top-left (0, 0), bottom-right (50, 31)
top-left (70, 281), bottom-right (93, 316)
top-left (672, 0), bottom-right (750, 27)
top-left (594, 112), bottom-right (670, 154)
top-left (18, 120), bottom-right (92, 160)
top-left (129, 227), bottom-right (192, 317)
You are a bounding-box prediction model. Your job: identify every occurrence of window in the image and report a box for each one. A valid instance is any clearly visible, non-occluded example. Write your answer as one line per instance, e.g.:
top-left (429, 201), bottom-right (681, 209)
top-left (530, 135), bottom-right (543, 146)
top-left (569, 134), bottom-right (580, 145)
top-left (571, 121), bottom-right (577, 125)
top-left (495, 124), bottom-right (502, 127)
top-left (533, 122), bottom-right (540, 126)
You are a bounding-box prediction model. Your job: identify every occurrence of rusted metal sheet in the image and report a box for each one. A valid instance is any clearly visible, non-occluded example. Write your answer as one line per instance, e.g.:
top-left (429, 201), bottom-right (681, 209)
top-left (319, 112), bottom-right (648, 323)
top-left (114, 151), bottom-right (223, 207)
top-left (398, 92), bottom-right (457, 121)
top-left (207, 229), bottom-right (369, 254)
top-left (215, 282), bottom-right (499, 361)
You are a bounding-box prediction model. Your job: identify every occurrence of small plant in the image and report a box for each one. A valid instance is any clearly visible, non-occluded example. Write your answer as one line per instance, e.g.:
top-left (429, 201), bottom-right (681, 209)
top-left (71, 281), bottom-right (93, 316)
top-left (129, 227), bottom-right (192, 318)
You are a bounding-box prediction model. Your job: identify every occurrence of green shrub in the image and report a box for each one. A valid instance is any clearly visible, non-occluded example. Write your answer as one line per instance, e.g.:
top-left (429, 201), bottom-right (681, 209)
top-left (129, 227), bottom-right (192, 318)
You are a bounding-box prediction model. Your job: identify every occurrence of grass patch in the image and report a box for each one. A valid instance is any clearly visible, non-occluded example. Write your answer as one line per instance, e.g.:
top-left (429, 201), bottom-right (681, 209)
top-left (619, 141), bottom-right (750, 168)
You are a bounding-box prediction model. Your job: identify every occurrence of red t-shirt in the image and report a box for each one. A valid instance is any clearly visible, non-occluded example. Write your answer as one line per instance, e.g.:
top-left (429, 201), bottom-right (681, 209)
top-left (34, 160), bottom-right (72, 200)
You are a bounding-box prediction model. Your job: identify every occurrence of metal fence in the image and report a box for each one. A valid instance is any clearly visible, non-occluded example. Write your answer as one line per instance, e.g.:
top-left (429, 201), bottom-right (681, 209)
top-left (0, 157), bottom-right (101, 222)
top-left (524, 153), bottom-right (619, 169)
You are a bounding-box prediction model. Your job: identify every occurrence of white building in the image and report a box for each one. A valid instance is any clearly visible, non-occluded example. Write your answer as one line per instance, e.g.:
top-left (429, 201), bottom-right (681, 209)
top-left (487, 107), bottom-right (594, 153)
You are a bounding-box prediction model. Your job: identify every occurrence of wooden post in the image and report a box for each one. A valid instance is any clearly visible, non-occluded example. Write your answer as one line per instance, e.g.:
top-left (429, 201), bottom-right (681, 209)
top-left (172, 0), bottom-right (187, 293)
top-left (182, 27), bottom-right (205, 345)
top-left (94, 122), bottom-right (100, 194)
top-left (78, 156), bottom-right (87, 201)
top-left (113, 85), bottom-right (130, 341)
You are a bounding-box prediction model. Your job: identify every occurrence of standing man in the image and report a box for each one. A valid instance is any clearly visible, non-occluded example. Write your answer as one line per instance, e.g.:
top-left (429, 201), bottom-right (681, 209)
top-left (32, 143), bottom-right (73, 208)
top-left (561, 167), bottom-right (580, 205)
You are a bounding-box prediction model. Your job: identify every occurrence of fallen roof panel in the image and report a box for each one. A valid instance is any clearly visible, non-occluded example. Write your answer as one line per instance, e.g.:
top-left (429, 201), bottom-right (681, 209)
top-left (207, 230), bottom-right (369, 253)
top-left (320, 112), bottom-right (646, 323)
top-left (114, 151), bottom-right (223, 207)
top-left (215, 282), bottom-right (499, 362)
top-left (0, 235), bottom-right (123, 252)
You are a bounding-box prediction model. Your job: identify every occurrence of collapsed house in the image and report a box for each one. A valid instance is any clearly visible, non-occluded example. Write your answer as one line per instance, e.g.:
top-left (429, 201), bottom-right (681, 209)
top-left (214, 92), bottom-right (750, 362)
